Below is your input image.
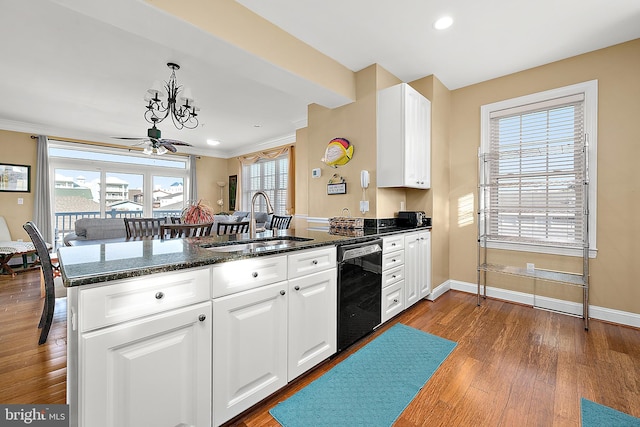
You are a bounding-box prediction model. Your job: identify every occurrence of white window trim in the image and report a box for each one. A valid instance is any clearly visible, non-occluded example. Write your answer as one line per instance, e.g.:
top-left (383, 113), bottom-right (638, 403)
top-left (480, 80), bottom-right (598, 258)
top-left (48, 141), bottom-right (191, 216)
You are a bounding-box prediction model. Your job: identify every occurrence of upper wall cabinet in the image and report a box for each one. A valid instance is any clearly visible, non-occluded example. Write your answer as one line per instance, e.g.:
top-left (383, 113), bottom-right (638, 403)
top-left (377, 83), bottom-right (431, 189)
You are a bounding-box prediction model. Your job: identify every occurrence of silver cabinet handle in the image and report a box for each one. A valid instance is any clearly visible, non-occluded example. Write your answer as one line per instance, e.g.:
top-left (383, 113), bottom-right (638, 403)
top-left (392, 259), bottom-right (396, 263)
top-left (280, 290), bottom-right (286, 296)
top-left (252, 272), bottom-right (258, 278)
top-left (155, 292), bottom-right (164, 300)
top-left (198, 314), bottom-right (206, 322)
top-left (393, 298), bottom-right (399, 303)
top-left (392, 275), bottom-right (397, 279)
top-left (312, 260), bottom-right (318, 265)
top-left (391, 243), bottom-right (396, 246)
top-left (294, 285), bottom-right (300, 291)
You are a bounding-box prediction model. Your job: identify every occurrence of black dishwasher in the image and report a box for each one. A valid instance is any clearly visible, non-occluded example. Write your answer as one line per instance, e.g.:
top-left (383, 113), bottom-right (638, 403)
top-left (336, 239), bottom-right (383, 352)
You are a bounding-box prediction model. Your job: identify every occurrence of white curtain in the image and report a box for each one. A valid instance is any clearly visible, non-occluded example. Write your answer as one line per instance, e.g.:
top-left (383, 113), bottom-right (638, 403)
top-left (33, 135), bottom-right (53, 244)
top-left (189, 155), bottom-right (198, 203)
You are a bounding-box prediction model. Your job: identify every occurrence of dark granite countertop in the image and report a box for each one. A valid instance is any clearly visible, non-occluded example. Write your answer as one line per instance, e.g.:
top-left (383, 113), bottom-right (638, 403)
top-left (57, 226), bottom-right (431, 287)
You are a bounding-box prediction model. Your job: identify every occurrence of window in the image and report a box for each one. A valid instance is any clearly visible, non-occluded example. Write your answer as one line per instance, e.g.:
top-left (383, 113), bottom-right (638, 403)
top-left (49, 142), bottom-right (190, 245)
top-left (480, 81), bottom-right (597, 257)
top-left (242, 153), bottom-right (289, 215)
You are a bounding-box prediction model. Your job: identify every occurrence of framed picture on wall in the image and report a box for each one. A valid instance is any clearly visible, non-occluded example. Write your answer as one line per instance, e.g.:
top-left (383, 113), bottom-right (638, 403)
top-left (0, 163), bottom-right (30, 192)
top-left (229, 175), bottom-right (237, 211)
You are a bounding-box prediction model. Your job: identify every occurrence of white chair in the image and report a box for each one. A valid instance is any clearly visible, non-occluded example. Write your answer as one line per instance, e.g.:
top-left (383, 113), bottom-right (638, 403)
top-left (0, 216), bottom-right (11, 241)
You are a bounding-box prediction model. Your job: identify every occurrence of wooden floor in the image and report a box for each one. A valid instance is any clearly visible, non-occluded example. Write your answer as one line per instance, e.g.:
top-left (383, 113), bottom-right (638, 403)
top-left (1, 270), bottom-right (639, 426)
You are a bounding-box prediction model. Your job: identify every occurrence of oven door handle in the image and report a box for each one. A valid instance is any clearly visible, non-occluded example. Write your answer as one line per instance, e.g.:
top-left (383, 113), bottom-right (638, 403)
top-left (340, 243), bottom-right (382, 262)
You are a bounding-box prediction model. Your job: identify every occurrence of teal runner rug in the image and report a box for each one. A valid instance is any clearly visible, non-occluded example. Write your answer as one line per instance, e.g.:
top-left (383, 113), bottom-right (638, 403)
top-left (270, 323), bottom-right (457, 427)
top-left (581, 398), bottom-right (640, 426)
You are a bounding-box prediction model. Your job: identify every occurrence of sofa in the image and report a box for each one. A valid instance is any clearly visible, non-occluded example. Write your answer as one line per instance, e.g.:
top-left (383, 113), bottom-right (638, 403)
top-left (63, 212), bottom-right (271, 245)
top-left (63, 218), bottom-right (127, 245)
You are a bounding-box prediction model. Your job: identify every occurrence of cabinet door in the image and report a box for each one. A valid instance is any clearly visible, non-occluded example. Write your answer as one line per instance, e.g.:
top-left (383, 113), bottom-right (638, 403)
top-left (418, 232), bottom-right (432, 298)
top-left (288, 268), bottom-right (337, 381)
top-left (377, 83), bottom-right (431, 189)
top-left (81, 302), bottom-right (212, 427)
top-left (404, 233), bottom-right (420, 308)
top-left (213, 282), bottom-right (288, 426)
top-left (404, 87), bottom-right (431, 188)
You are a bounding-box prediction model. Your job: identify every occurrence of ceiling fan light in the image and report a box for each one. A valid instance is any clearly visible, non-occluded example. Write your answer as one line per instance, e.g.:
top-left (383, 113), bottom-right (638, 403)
top-left (156, 146), bottom-right (168, 155)
top-left (143, 146), bottom-right (153, 155)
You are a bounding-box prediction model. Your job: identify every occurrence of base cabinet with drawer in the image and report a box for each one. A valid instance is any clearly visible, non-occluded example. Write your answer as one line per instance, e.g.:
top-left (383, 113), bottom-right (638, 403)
top-left (67, 267), bottom-right (212, 427)
top-left (212, 247), bottom-right (337, 426)
top-left (381, 234), bottom-right (405, 323)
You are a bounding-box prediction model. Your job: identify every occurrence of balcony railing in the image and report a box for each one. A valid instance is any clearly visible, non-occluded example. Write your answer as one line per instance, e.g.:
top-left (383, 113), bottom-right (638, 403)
top-left (54, 210), bottom-right (181, 248)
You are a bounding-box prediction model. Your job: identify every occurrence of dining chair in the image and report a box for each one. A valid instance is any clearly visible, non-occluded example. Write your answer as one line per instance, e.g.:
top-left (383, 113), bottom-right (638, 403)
top-left (124, 217), bottom-right (167, 239)
top-left (23, 221), bottom-right (56, 345)
top-left (270, 215), bottom-right (293, 230)
top-left (216, 221), bottom-right (250, 235)
top-left (161, 222), bottom-right (214, 239)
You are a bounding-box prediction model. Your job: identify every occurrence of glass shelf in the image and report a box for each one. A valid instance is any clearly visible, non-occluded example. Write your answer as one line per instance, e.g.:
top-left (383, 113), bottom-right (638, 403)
top-left (478, 263), bottom-right (586, 287)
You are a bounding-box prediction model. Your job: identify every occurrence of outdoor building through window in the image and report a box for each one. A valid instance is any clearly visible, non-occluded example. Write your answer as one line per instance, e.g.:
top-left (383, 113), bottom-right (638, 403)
top-left (49, 141), bottom-right (190, 246)
top-left (480, 81), bottom-right (598, 257)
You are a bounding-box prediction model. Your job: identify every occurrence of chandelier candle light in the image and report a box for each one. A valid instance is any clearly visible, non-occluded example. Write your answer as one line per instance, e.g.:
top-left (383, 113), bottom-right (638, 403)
top-left (145, 63), bottom-right (199, 130)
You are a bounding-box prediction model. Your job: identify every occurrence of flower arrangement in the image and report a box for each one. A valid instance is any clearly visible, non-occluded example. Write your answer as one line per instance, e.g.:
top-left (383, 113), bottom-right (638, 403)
top-left (181, 199), bottom-right (215, 224)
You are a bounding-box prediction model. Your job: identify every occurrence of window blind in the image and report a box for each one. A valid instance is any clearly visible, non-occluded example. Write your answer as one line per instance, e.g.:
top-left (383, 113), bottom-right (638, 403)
top-left (485, 94), bottom-right (586, 247)
top-left (242, 154), bottom-right (289, 215)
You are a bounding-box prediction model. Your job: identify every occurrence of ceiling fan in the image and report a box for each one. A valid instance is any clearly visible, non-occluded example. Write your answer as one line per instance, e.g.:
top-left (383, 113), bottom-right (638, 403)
top-left (114, 123), bottom-right (192, 155)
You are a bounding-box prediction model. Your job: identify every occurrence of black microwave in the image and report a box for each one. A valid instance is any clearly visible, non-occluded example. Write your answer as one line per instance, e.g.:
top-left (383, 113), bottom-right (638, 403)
top-left (398, 211), bottom-right (430, 227)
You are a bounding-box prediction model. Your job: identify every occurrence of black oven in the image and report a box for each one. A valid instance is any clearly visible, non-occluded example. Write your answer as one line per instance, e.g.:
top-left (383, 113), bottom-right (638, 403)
top-left (336, 239), bottom-right (383, 352)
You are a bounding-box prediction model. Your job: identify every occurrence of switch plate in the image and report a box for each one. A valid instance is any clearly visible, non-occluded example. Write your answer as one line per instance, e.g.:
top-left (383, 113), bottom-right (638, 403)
top-left (17, 198), bottom-right (23, 205)
top-left (526, 263), bottom-right (535, 272)
top-left (360, 200), bottom-right (369, 213)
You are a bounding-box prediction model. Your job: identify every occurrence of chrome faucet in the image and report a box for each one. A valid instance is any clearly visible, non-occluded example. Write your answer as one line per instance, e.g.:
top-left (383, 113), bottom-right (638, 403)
top-left (249, 191), bottom-right (274, 238)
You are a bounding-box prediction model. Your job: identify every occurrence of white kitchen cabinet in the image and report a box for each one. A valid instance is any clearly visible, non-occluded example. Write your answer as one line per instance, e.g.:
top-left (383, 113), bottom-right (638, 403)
top-left (404, 230), bottom-right (432, 309)
top-left (212, 247), bottom-right (337, 426)
top-left (382, 280), bottom-right (404, 321)
top-left (381, 235), bottom-right (405, 323)
top-left (212, 281), bottom-right (288, 426)
top-left (377, 82), bottom-right (431, 189)
top-left (68, 267), bottom-right (212, 427)
top-left (288, 268), bottom-right (337, 381)
top-left (81, 301), bottom-right (212, 427)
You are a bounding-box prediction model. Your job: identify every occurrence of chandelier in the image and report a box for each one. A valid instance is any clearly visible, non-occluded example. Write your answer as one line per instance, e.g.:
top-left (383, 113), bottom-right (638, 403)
top-left (145, 63), bottom-right (199, 130)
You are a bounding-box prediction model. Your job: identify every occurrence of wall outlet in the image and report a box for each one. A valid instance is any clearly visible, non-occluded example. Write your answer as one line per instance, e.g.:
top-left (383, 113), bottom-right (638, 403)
top-left (360, 200), bottom-right (369, 213)
top-left (17, 198), bottom-right (23, 205)
top-left (526, 263), bottom-right (535, 272)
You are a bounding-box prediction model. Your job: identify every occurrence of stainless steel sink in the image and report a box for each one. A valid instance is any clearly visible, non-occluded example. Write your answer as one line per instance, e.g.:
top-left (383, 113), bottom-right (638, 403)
top-left (201, 236), bottom-right (313, 253)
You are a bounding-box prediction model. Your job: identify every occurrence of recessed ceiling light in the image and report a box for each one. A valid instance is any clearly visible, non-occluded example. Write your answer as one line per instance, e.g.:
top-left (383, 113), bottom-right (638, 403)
top-left (207, 139), bottom-right (220, 146)
top-left (434, 16), bottom-right (453, 30)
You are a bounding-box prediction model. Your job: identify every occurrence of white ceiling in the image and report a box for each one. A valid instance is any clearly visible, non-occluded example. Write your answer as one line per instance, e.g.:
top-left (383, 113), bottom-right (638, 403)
top-left (1, 0), bottom-right (639, 158)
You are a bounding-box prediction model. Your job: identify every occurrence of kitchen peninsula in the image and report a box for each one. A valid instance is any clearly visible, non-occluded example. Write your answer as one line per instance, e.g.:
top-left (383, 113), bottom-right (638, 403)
top-left (58, 226), bottom-right (431, 427)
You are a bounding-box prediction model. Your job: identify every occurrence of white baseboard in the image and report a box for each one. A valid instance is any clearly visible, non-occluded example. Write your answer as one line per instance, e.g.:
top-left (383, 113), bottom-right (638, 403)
top-left (426, 281), bottom-right (451, 301)
top-left (447, 280), bottom-right (640, 329)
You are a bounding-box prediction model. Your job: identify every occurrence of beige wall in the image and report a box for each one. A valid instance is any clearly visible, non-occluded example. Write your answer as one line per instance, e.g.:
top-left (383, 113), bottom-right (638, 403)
top-left (0, 130), bottom-right (37, 241)
top-left (449, 39), bottom-right (640, 314)
top-left (195, 155), bottom-right (232, 212)
top-left (307, 65), bottom-right (379, 219)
